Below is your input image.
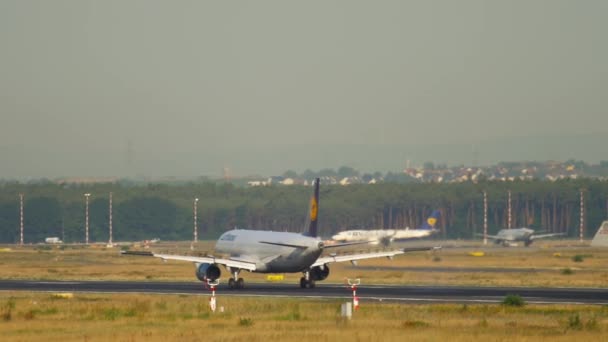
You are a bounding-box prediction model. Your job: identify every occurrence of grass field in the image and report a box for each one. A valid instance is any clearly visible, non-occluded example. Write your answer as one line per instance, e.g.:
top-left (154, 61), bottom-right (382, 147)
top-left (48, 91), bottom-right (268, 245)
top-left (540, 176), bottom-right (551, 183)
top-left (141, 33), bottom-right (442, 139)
top-left (1, 241), bottom-right (608, 341)
top-left (1, 240), bottom-right (607, 288)
top-left (1, 292), bottom-right (607, 341)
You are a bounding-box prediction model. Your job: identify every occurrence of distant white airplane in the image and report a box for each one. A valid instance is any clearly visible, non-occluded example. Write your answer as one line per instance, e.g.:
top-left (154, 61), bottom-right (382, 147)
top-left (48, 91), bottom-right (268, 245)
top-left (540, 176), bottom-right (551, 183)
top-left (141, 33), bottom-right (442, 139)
top-left (591, 221), bottom-right (608, 247)
top-left (331, 210), bottom-right (441, 246)
top-left (123, 178), bottom-right (438, 289)
top-left (482, 228), bottom-right (565, 247)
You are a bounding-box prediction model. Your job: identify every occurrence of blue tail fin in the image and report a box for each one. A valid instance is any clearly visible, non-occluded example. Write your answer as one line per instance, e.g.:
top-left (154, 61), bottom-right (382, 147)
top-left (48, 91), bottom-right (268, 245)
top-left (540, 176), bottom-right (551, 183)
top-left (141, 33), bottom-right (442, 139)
top-left (304, 178), bottom-right (320, 237)
top-left (419, 210), bottom-right (440, 230)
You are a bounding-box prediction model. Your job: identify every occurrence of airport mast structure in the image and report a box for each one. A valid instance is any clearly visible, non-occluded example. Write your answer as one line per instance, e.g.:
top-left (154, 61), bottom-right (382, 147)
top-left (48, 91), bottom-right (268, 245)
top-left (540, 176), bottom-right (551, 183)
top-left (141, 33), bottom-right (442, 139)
top-left (193, 197), bottom-right (199, 243)
top-left (483, 191), bottom-right (488, 245)
top-left (507, 190), bottom-right (512, 229)
top-left (19, 193), bottom-right (24, 245)
top-left (108, 192), bottom-right (113, 246)
top-left (579, 189), bottom-right (585, 243)
top-left (84, 193), bottom-right (91, 245)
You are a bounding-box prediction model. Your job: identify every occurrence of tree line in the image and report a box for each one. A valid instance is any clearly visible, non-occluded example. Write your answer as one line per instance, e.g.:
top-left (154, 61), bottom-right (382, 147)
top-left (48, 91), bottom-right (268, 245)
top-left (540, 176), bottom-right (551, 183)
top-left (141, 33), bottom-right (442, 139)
top-left (0, 179), bottom-right (607, 243)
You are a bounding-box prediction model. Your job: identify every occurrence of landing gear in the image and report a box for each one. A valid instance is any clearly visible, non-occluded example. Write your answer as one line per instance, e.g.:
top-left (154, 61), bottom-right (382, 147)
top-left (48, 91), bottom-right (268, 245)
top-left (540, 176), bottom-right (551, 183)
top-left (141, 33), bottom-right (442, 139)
top-left (228, 277), bottom-right (245, 289)
top-left (228, 269), bottom-right (244, 289)
top-left (300, 271), bottom-right (315, 289)
top-left (300, 277), bottom-right (315, 288)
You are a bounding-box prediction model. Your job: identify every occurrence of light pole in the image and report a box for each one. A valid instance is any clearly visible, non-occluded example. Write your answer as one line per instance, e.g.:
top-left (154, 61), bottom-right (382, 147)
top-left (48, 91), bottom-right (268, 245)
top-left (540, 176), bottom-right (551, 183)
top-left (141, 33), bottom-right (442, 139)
top-left (108, 192), bottom-right (113, 246)
top-left (19, 193), bottom-right (24, 245)
top-left (507, 190), bottom-right (512, 229)
top-left (84, 193), bottom-right (91, 245)
top-left (194, 198), bottom-right (199, 243)
top-left (579, 189), bottom-right (585, 243)
top-left (483, 191), bottom-right (488, 245)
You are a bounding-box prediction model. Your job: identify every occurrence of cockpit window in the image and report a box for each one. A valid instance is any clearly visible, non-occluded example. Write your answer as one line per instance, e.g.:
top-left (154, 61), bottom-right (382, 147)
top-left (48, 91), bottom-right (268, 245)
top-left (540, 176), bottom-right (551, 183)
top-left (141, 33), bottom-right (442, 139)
top-left (220, 233), bottom-right (237, 241)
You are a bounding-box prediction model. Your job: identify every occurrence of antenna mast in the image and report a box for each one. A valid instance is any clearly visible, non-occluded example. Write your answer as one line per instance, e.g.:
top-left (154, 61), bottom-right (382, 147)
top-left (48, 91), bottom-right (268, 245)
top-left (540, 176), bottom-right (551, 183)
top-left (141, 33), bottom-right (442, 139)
top-left (19, 193), bottom-right (24, 245)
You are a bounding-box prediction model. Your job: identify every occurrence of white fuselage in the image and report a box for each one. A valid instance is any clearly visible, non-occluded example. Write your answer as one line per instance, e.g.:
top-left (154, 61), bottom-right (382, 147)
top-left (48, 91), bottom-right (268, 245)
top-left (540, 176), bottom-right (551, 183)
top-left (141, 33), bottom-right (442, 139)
top-left (494, 228), bottom-right (535, 242)
top-left (332, 228), bottom-right (435, 243)
top-left (215, 229), bottom-right (323, 273)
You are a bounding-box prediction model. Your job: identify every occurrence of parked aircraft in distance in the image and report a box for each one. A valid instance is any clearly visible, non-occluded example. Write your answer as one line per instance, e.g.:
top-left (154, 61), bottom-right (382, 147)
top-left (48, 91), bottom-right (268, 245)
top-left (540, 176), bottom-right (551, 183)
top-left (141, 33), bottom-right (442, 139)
top-left (123, 178), bottom-right (438, 289)
top-left (331, 210), bottom-right (441, 246)
top-left (482, 228), bottom-right (565, 247)
top-left (591, 221), bottom-right (608, 247)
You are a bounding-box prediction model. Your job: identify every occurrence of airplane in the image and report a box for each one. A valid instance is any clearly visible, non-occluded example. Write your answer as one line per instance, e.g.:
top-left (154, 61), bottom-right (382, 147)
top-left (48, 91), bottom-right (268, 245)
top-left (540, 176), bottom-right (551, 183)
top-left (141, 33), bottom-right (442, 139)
top-left (591, 220), bottom-right (608, 247)
top-left (123, 178), bottom-right (438, 289)
top-left (482, 228), bottom-right (565, 247)
top-left (331, 210), bottom-right (441, 246)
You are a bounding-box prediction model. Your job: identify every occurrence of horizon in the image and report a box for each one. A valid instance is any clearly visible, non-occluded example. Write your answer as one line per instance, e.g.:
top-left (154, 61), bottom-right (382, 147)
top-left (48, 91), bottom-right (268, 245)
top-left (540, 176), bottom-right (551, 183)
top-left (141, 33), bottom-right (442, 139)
top-left (1, 157), bottom-right (605, 182)
top-left (1, 1), bottom-right (606, 179)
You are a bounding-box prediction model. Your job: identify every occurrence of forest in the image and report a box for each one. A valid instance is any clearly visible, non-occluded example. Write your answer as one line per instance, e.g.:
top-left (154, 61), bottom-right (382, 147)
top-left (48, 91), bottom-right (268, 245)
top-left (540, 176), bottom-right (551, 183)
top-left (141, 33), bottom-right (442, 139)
top-left (0, 179), bottom-right (607, 243)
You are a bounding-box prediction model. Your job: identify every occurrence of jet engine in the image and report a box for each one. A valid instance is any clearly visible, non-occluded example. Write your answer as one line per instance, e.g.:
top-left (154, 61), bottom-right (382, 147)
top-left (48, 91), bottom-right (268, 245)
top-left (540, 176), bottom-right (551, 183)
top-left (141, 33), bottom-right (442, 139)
top-left (195, 263), bottom-right (221, 282)
top-left (309, 265), bottom-right (330, 281)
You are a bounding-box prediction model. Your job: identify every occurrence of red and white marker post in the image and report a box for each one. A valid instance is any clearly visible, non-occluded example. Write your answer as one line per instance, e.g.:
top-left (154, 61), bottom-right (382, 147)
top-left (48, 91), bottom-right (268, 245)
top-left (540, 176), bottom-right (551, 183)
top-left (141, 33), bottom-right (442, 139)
top-left (346, 278), bottom-right (361, 310)
top-left (207, 279), bottom-right (220, 312)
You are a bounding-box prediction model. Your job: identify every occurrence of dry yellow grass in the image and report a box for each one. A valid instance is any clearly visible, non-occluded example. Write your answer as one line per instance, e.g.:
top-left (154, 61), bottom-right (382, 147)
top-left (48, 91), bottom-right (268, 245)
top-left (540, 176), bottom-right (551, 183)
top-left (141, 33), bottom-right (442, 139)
top-left (2, 242), bottom-right (607, 341)
top-left (1, 292), bottom-right (607, 342)
top-left (1, 240), bottom-right (607, 288)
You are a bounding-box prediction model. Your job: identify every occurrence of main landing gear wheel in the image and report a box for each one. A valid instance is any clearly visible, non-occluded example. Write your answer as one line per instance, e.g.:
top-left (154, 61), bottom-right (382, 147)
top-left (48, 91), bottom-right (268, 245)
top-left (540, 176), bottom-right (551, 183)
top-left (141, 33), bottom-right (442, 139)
top-left (228, 277), bottom-right (245, 289)
top-left (299, 277), bottom-right (315, 289)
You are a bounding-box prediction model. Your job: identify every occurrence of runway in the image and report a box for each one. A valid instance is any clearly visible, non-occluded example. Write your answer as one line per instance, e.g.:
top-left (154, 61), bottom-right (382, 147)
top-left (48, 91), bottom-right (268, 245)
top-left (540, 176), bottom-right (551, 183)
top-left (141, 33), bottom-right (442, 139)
top-left (344, 265), bottom-right (598, 273)
top-left (347, 266), bottom-right (540, 273)
top-left (1, 279), bottom-right (607, 305)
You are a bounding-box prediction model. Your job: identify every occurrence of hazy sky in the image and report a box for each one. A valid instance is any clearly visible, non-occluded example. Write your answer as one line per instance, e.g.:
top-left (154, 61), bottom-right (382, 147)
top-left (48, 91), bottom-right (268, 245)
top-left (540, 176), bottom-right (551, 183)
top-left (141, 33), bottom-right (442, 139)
top-left (1, 1), bottom-right (607, 178)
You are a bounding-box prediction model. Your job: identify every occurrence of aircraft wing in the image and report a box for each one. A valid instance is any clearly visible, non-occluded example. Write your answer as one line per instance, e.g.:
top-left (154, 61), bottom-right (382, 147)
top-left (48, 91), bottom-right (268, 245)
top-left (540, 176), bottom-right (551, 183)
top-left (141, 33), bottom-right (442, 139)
top-left (531, 233), bottom-right (566, 240)
top-left (121, 251), bottom-right (257, 271)
top-left (324, 240), bottom-right (375, 248)
top-left (310, 246), bottom-right (440, 268)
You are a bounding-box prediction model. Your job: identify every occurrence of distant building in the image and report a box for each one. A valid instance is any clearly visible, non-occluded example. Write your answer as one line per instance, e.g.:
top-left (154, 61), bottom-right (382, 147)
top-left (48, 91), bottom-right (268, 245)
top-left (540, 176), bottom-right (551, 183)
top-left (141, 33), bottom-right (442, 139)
top-left (281, 178), bottom-right (295, 185)
top-left (247, 180), bottom-right (269, 187)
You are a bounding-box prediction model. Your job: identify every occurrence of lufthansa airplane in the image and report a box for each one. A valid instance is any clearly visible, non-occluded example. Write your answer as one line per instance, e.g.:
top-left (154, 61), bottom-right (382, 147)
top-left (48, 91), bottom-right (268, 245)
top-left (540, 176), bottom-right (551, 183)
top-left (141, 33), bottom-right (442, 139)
top-left (123, 178), bottom-right (437, 289)
top-left (331, 210), bottom-right (440, 246)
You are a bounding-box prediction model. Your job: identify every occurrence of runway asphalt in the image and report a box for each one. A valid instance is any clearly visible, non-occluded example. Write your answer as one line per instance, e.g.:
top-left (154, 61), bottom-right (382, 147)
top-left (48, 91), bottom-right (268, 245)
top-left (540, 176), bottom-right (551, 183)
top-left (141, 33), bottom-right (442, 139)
top-left (1, 279), bottom-right (607, 305)
top-left (344, 265), bottom-right (595, 273)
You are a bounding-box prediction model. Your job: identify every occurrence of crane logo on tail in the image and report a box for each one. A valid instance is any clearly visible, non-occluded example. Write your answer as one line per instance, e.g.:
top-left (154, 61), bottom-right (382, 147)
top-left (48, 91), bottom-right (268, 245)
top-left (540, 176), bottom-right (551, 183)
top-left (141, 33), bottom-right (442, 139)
top-left (310, 197), bottom-right (318, 221)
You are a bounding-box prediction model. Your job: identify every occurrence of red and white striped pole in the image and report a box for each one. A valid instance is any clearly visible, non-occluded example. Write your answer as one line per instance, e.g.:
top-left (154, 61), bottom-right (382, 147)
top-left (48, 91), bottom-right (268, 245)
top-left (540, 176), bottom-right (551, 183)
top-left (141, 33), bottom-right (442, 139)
top-left (108, 192), bottom-right (113, 246)
top-left (579, 189), bottom-right (585, 243)
top-left (347, 278), bottom-right (361, 310)
top-left (19, 193), bottom-right (24, 245)
top-left (483, 191), bottom-right (488, 245)
top-left (208, 279), bottom-right (219, 312)
top-left (193, 198), bottom-right (199, 243)
top-left (84, 193), bottom-right (91, 245)
top-left (507, 190), bottom-right (512, 229)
